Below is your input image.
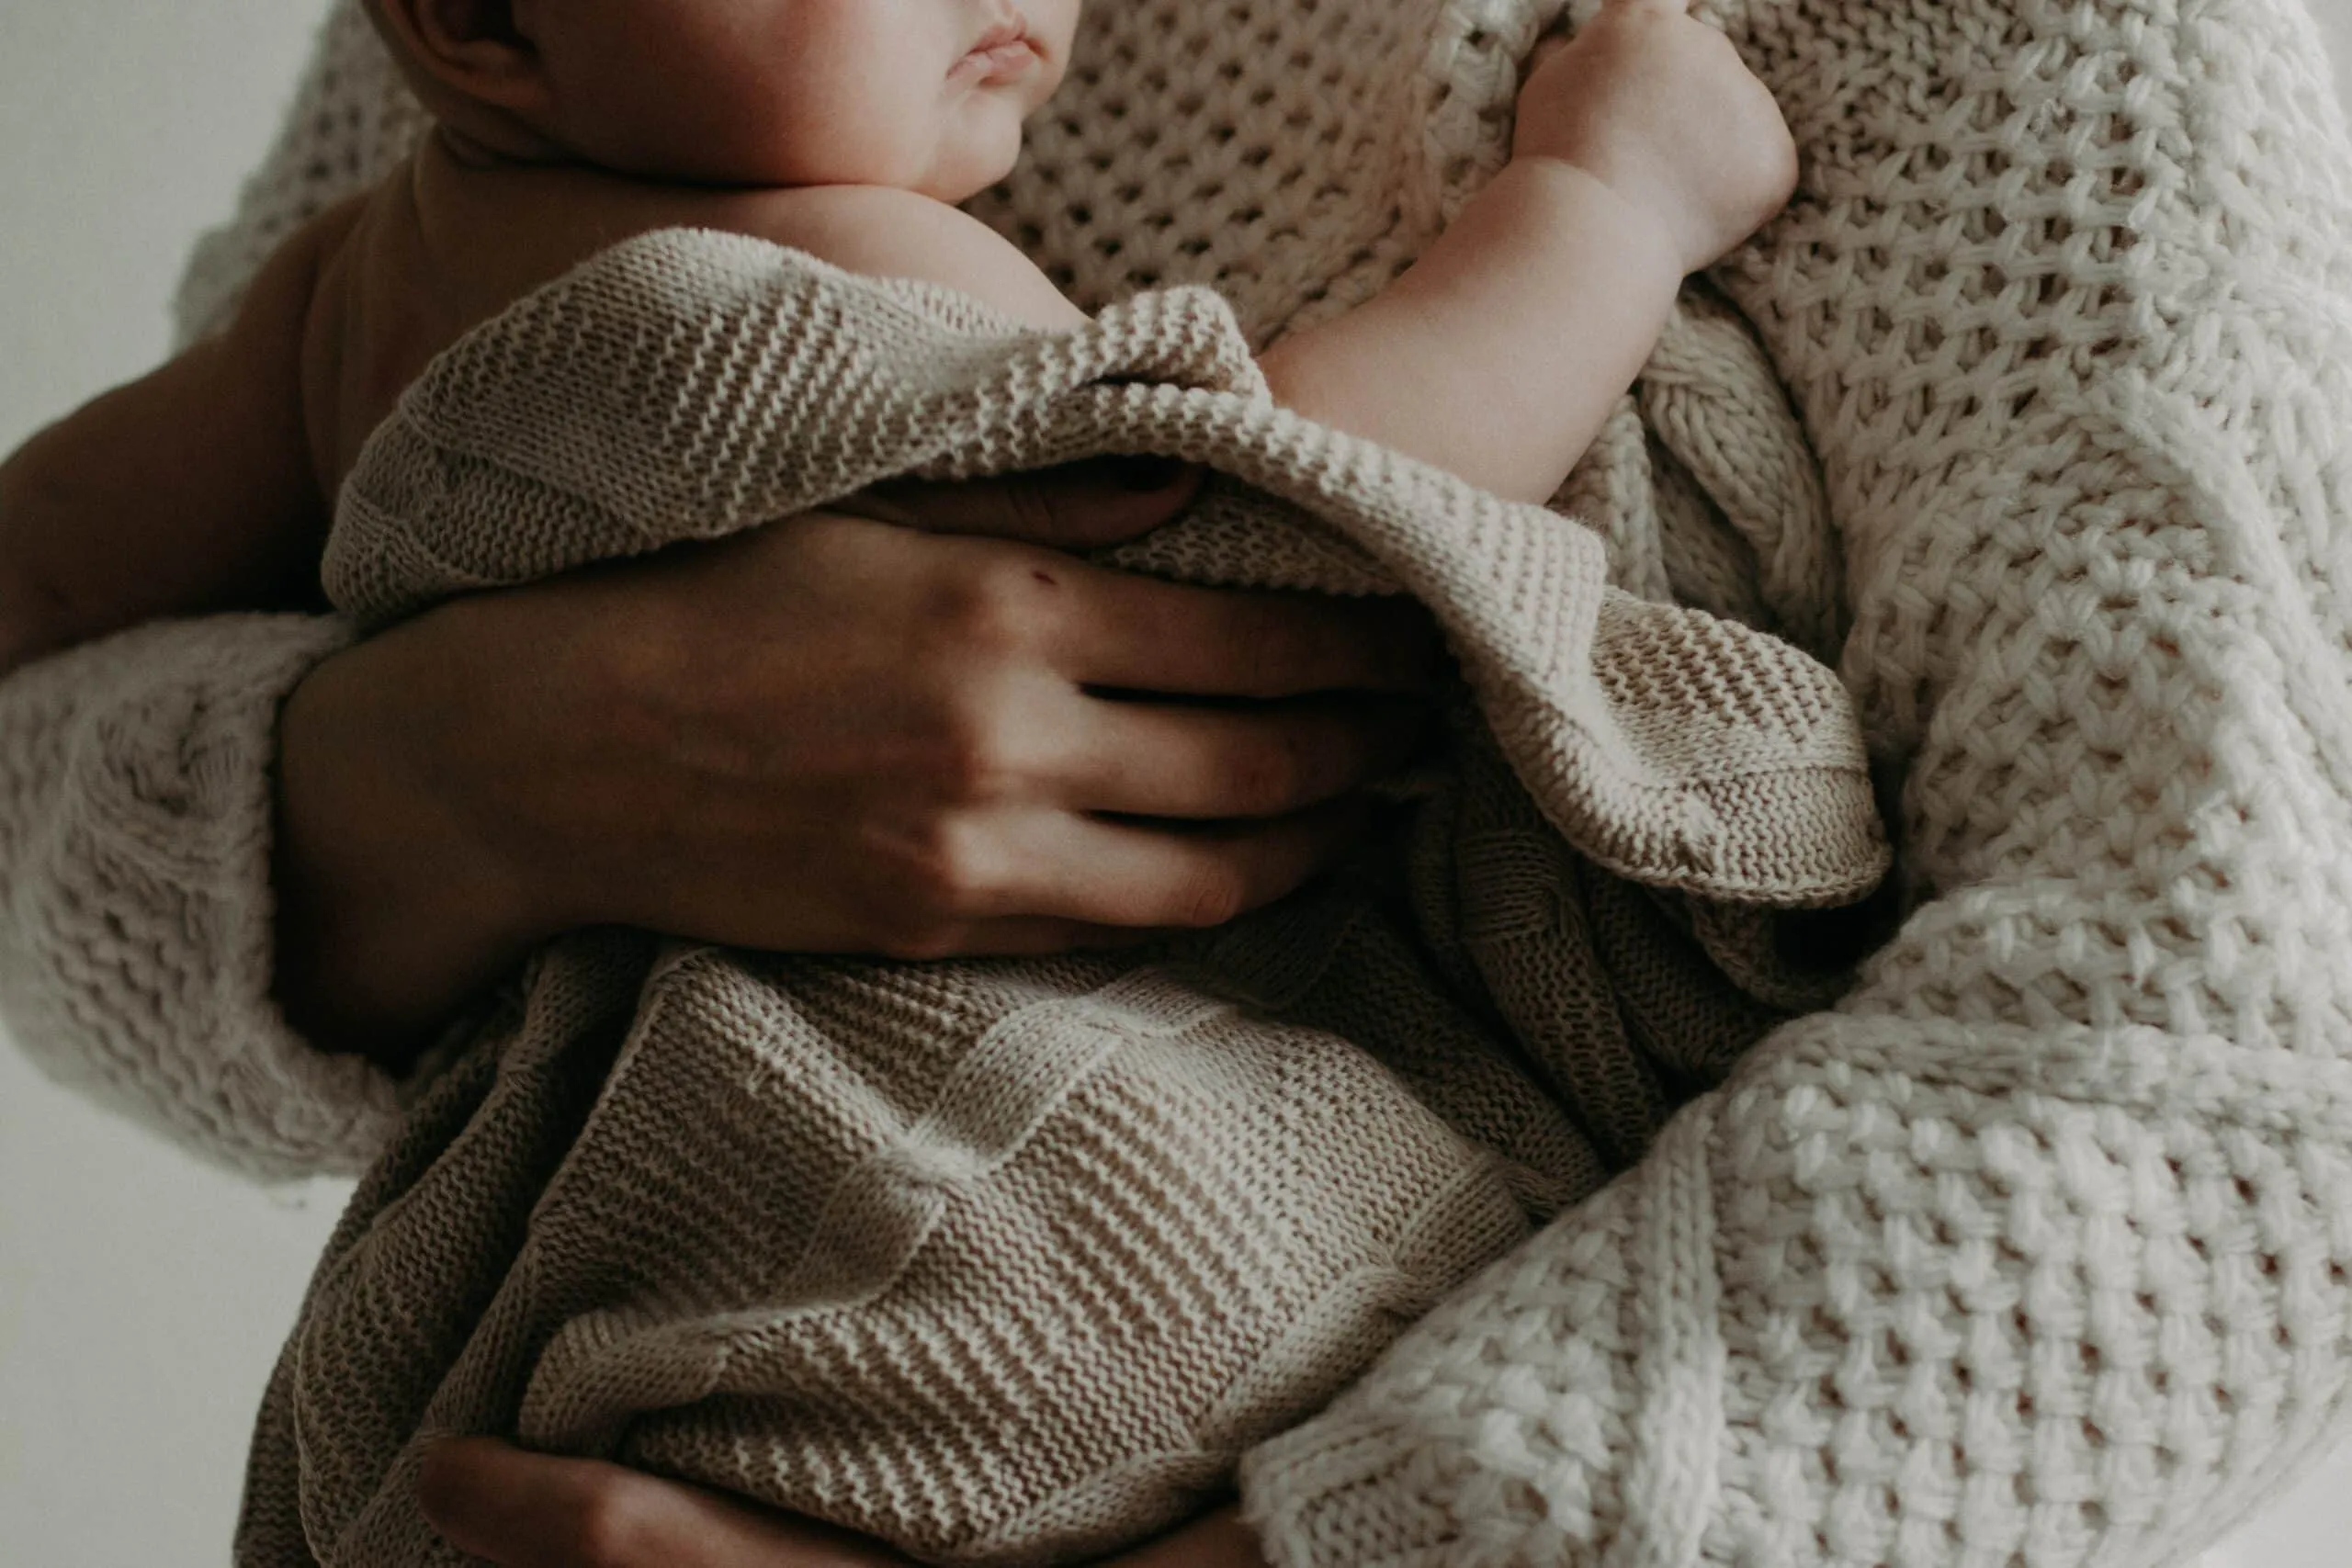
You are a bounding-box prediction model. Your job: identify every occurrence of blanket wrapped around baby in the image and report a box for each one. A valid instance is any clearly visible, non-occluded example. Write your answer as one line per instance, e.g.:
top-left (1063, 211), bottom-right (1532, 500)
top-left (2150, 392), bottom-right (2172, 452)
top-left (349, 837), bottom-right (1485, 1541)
top-left (236, 217), bottom-right (1890, 1565)
top-left (1, 0), bottom-right (2346, 1563)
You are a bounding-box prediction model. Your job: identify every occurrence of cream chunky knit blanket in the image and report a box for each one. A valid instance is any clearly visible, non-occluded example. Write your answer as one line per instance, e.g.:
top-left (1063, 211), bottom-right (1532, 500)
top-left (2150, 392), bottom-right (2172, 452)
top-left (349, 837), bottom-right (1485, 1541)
top-left (4, 0), bottom-right (2352, 1564)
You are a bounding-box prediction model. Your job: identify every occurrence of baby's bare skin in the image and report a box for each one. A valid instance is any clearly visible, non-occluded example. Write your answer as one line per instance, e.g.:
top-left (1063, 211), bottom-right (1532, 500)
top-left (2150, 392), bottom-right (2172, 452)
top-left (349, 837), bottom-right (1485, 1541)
top-left (0, 0), bottom-right (1794, 678)
top-left (0, 141), bottom-right (1088, 675)
top-left (306, 133), bottom-right (1091, 495)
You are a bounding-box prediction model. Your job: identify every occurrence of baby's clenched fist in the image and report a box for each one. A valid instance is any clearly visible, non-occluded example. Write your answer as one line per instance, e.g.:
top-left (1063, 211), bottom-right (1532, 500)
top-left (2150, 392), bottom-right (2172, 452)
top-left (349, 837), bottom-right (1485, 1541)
top-left (1512, 0), bottom-right (1798, 276)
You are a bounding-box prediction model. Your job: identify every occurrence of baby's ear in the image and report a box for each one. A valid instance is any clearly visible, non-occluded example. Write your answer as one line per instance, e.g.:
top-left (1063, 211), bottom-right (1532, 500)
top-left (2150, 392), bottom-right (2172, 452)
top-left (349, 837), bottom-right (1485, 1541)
top-left (376, 0), bottom-right (549, 114)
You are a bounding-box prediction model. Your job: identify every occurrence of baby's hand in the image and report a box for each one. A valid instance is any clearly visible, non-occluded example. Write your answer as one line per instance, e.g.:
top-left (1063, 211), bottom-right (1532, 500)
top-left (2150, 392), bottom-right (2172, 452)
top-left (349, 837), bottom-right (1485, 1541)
top-left (1512, 0), bottom-right (1798, 276)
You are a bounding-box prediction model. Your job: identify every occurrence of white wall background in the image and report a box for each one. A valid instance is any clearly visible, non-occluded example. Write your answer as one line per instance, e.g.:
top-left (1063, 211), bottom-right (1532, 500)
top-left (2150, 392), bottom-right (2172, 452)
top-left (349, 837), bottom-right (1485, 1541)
top-left (5, 2), bottom-right (2352, 1563)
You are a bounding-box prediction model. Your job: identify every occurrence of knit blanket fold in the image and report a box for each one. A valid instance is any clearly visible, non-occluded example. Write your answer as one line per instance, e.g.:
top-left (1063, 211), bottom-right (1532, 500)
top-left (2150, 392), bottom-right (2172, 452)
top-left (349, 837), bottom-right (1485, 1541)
top-left (239, 227), bottom-right (1885, 1568)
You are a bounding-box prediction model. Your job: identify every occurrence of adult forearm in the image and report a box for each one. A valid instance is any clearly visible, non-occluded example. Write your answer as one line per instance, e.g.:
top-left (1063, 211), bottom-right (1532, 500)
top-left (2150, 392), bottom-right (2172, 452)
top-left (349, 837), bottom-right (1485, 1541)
top-left (1258, 158), bottom-right (1683, 503)
top-left (0, 292), bottom-right (330, 682)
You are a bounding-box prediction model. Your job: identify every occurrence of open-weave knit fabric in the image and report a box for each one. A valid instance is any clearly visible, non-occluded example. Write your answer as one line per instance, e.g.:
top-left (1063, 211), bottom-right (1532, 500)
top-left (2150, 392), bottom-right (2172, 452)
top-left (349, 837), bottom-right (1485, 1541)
top-left (232, 229), bottom-right (1881, 1568)
top-left (2, 0), bottom-right (2350, 1563)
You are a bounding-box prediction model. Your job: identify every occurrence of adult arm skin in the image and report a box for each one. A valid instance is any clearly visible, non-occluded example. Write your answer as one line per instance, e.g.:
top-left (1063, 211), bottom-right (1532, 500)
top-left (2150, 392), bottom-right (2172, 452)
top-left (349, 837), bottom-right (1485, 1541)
top-left (417, 1438), bottom-right (1269, 1568)
top-left (273, 461), bottom-right (1443, 1068)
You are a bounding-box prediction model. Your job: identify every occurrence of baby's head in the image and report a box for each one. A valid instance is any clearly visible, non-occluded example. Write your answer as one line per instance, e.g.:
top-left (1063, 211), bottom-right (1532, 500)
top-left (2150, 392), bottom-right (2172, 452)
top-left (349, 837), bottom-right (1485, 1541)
top-left (363, 0), bottom-right (1079, 201)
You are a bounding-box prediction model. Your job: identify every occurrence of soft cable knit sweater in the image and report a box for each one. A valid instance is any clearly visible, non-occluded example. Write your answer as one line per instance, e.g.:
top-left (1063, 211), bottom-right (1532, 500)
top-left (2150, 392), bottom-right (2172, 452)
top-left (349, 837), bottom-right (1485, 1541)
top-left (8, 0), bottom-right (2352, 1564)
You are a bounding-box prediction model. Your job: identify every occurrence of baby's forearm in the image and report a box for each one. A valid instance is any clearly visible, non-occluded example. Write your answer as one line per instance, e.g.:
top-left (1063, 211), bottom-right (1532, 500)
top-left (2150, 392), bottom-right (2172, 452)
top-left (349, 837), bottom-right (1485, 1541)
top-left (0, 421), bottom-right (110, 674)
top-left (0, 357), bottom-right (315, 679)
top-left (0, 404), bottom-right (186, 675)
top-left (1258, 159), bottom-right (1684, 503)
top-left (0, 209), bottom-right (334, 681)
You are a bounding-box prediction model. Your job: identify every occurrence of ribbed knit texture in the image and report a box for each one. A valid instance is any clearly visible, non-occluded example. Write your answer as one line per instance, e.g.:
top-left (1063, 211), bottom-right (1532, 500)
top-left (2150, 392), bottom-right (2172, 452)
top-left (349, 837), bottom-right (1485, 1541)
top-left (3, 0), bottom-right (2348, 1563)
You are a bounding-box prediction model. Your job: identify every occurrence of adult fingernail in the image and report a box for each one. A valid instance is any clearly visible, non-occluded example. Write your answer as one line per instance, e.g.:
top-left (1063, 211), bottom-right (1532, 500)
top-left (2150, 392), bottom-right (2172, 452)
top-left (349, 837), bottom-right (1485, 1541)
top-left (1112, 456), bottom-right (1191, 492)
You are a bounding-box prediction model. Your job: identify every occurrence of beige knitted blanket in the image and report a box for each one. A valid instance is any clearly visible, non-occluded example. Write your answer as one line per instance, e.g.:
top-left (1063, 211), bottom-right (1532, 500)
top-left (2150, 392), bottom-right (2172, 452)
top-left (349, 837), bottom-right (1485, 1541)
top-left (235, 227), bottom-right (1885, 1567)
top-left (3, 0), bottom-right (2349, 1564)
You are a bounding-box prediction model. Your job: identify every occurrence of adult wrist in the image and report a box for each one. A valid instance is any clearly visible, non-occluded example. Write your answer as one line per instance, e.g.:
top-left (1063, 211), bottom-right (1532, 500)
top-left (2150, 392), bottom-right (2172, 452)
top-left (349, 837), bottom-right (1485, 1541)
top-left (272, 602), bottom-right (554, 1071)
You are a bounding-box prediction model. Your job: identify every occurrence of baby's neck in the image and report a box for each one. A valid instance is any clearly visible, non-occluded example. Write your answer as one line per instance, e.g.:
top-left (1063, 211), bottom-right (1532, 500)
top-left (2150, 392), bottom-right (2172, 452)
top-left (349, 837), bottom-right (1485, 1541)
top-left (430, 118), bottom-right (575, 175)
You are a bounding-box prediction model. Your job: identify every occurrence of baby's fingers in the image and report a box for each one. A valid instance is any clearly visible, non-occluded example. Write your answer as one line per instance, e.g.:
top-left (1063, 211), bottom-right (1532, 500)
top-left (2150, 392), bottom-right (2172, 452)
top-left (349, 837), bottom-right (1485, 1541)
top-left (1531, 0), bottom-right (1689, 73)
top-left (1560, 0), bottom-right (1692, 34)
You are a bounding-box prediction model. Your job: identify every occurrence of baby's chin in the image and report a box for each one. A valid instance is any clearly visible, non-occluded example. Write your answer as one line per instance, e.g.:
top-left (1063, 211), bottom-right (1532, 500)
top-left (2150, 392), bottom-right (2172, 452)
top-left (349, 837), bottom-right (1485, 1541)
top-left (918, 88), bottom-right (1056, 202)
top-left (918, 133), bottom-right (1031, 206)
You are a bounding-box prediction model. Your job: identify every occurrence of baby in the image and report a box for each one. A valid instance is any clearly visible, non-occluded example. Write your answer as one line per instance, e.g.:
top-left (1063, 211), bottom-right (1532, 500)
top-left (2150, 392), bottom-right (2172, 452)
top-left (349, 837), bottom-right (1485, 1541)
top-left (0, 0), bottom-right (1795, 672)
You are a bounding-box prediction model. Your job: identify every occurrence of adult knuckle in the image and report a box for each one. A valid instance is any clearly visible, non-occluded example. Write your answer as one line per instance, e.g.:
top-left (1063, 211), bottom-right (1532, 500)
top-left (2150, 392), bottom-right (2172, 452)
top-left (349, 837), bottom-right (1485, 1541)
top-left (564, 1479), bottom-right (662, 1567)
top-left (919, 702), bottom-right (1023, 803)
top-left (896, 814), bottom-right (1005, 915)
top-left (931, 556), bottom-right (1058, 657)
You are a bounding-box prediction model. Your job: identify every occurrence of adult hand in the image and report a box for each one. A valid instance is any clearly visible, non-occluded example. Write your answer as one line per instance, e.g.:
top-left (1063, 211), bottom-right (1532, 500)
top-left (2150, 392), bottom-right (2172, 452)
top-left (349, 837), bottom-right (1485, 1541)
top-left (274, 458), bottom-right (1442, 1066)
top-left (417, 1438), bottom-right (1272, 1568)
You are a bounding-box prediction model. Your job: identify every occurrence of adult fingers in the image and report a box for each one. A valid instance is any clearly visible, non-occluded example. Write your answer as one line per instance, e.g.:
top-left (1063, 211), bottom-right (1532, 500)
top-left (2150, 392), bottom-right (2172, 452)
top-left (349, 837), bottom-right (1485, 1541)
top-left (1103, 1506), bottom-right (1271, 1568)
top-left (837, 476), bottom-right (1448, 700)
top-left (1069, 693), bottom-right (1430, 818)
top-left (1048, 570), bottom-right (1446, 697)
top-left (976, 799), bottom-right (1374, 930)
top-left (418, 1438), bottom-right (910, 1568)
top-left (919, 916), bottom-right (1184, 957)
top-left (845, 457), bottom-right (1203, 549)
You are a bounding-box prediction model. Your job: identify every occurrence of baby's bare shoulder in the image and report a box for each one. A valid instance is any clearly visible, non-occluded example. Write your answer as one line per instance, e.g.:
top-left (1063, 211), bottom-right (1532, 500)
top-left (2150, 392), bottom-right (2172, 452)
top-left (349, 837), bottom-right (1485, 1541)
top-left (703, 185), bottom-right (1086, 330)
top-left (408, 141), bottom-right (1084, 333)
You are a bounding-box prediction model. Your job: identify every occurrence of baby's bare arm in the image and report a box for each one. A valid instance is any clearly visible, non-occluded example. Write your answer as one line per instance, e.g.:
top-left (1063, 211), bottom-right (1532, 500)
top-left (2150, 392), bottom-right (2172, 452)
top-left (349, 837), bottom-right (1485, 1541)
top-left (1261, 1), bottom-right (1797, 504)
top-left (735, 165), bottom-right (1677, 507)
top-left (1261, 161), bottom-right (1684, 503)
top-left (692, 20), bottom-right (1784, 512)
top-left (0, 214), bottom-right (337, 677)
